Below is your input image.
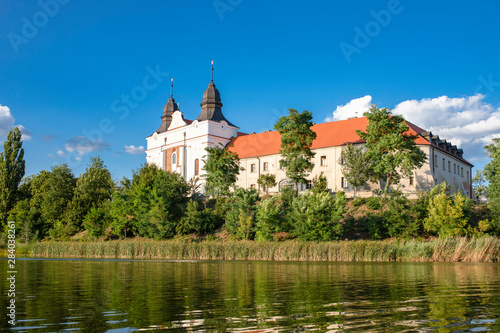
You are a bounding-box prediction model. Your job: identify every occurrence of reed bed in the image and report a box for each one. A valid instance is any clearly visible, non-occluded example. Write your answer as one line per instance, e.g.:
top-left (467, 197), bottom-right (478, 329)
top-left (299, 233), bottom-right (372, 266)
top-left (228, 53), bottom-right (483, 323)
top-left (12, 236), bottom-right (500, 262)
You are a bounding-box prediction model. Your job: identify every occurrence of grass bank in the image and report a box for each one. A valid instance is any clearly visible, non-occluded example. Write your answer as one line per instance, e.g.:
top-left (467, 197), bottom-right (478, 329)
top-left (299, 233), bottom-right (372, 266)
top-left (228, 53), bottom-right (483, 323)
top-left (7, 236), bottom-right (500, 262)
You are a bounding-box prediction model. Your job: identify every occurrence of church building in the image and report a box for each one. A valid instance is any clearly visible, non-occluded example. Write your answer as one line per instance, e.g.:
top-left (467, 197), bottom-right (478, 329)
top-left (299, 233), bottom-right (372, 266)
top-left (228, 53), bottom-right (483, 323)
top-left (146, 68), bottom-right (473, 198)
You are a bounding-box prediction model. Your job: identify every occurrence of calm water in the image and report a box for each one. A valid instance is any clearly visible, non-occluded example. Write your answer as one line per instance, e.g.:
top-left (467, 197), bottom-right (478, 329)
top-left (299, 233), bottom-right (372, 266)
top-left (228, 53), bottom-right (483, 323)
top-left (1, 259), bottom-right (499, 332)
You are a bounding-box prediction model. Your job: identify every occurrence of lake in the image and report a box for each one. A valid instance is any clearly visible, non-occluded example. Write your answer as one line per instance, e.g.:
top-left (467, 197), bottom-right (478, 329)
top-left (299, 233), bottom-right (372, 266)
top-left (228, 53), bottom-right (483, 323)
top-left (1, 258), bottom-right (499, 332)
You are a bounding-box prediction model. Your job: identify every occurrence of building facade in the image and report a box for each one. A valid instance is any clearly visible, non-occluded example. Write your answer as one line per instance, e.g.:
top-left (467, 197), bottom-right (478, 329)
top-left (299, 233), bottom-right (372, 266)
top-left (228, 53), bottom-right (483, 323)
top-left (146, 72), bottom-right (473, 198)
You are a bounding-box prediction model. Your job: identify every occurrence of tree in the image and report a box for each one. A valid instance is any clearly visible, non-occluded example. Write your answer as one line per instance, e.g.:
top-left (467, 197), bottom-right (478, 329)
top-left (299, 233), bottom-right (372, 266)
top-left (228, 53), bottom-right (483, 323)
top-left (0, 127), bottom-right (25, 227)
top-left (257, 174), bottom-right (276, 195)
top-left (356, 106), bottom-right (426, 195)
top-left (290, 191), bottom-right (346, 241)
top-left (484, 138), bottom-right (500, 217)
top-left (472, 170), bottom-right (487, 199)
top-left (424, 182), bottom-right (471, 237)
top-left (110, 164), bottom-right (190, 239)
top-left (340, 144), bottom-right (373, 197)
top-left (274, 109), bottom-right (317, 195)
top-left (203, 145), bottom-right (243, 197)
top-left (311, 173), bottom-right (329, 194)
top-left (65, 157), bottom-right (114, 233)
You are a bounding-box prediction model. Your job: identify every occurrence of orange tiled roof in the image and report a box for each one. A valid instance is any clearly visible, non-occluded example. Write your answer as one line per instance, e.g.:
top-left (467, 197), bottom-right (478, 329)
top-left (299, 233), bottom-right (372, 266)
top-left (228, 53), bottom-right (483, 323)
top-left (227, 117), bottom-right (431, 159)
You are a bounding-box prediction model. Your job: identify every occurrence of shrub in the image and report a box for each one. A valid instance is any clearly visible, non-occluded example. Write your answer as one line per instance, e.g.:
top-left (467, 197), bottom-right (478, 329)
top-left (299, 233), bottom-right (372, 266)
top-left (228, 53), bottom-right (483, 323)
top-left (366, 197), bottom-right (382, 210)
top-left (176, 200), bottom-right (219, 235)
top-left (255, 196), bottom-right (284, 241)
top-left (352, 197), bottom-right (366, 207)
top-left (383, 194), bottom-right (419, 239)
top-left (224, 188), bottom-right (259, 239)
top-left (424, 183), bottom-right (471, 237)
top-left (290, 191), bottom-right (346, 241)
top-left (83, 205), bottom-right (111, 238)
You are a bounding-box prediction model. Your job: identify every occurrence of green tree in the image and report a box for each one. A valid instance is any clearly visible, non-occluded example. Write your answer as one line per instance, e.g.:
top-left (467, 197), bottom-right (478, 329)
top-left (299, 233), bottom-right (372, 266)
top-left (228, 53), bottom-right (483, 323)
top-left (203, 145), bottom-right (243, 197)
top-left (290, 191), bottom-right (346, 241)
top-left (484, 138), bottom-right (500, 217)
top-left (66, 157), bottom-right (114, 232)
top-left (176, 200), bottom-right (218, 235)
top-left (255, 195), bottom-right (285, 241)
top-left (0, 127), bottom-right (25, 227)
top-left (424, 182), bottom-right (471, 237)
top-left (224, 188), bottom-right (259, 239)
top-left (472, 170), bottom-right (487, 199)
top-left (110, 164), bottom-right (190, 239)
top-left (311, 173), bottom-right (329, 195)
top-left (340, 144), bottom-right (373, 197)
top-left (257, 173), bottom-right (276, 195)
top-left (356, 106), bottom-right (426, 195)
top-left (274, 108), bottom-right (317, 195)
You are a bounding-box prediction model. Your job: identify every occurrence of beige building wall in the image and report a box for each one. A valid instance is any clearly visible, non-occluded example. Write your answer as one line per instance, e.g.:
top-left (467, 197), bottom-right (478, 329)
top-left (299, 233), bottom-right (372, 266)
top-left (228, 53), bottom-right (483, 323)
top-left (235, 144), bottom-right (473, 199)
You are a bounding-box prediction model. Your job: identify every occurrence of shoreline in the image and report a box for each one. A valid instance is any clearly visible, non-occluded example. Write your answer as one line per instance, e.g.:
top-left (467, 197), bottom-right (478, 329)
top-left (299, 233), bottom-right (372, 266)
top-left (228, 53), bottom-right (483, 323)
top-left (3, 236), bottom-right (499, 262)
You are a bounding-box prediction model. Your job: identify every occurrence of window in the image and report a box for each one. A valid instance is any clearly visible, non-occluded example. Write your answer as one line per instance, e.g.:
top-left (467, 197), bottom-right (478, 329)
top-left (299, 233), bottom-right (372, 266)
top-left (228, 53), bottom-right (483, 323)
top-left (250, 163), bottom-right (256, 173)
top-left (263, 162), bottom-right (268, 171)
top-left (467, 171), bottom-right (469, 180)
top-left (194, 159), bottom-right (199, 176)
top-left (172, 152), bottom-right (177, 165)
top-left (434, 155), bottom-right (438, 168)
top-left (250, 184), bottom-right (256, 189)
top-left (340, 157), bottom-right (345, 165)
top-left (461, 167), bottom-right (463, 177)
top-left (320, 156), bottom-right (327, 166)
top-left (341, 177), bottom-right (348, 188)
top-left (453, 164), bottom-right (456, 174)
top-left (448, 161), bottom-right (451, 172)
top-left (409, 176), bottom-right (414, 186)
top-left (306, 181), bottom-right (313, 190)
top-left (443, 158), bottom-right (445, 170)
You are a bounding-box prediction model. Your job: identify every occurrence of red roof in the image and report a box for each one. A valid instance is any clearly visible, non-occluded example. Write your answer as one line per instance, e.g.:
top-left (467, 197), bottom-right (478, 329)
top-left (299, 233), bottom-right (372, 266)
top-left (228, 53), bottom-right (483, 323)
top-left (227, 117), bottom-right (430, 159)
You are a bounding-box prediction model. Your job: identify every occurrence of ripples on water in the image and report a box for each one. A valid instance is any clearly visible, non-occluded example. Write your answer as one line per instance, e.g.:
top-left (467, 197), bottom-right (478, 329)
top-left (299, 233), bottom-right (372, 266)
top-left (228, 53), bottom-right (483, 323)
top-left (0, 259), bottom-right (499, 332)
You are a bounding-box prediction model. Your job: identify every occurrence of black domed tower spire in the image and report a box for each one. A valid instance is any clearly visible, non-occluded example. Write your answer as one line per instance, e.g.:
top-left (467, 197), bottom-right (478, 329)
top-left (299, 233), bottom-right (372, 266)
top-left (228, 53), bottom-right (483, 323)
top-left (157, 78), bottom-right (179, 133)
top-left (196, 61), bottom-right (235, 126)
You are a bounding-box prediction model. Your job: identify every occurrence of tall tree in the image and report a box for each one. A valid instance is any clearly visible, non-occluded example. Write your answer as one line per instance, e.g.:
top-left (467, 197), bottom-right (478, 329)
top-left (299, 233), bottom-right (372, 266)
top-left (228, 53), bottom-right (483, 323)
top-left (274, 108), bottom-right (317, 195)
top-left (65, 156), bottom-right (114, 232)
top-left (356, 106), bottom-right (426, 195)
top-left (257, 173), bottom-right (276, 195)
top-left (484, 138), bottom-right (500, 217)
top-left (472, 170), bottom-right (487, 199)
top-left (0, 127), bottom-right (25, 227)
top-left (340, 144), bottom-right (373, 197)
top-left (203, 145), bottom-right (242, 197)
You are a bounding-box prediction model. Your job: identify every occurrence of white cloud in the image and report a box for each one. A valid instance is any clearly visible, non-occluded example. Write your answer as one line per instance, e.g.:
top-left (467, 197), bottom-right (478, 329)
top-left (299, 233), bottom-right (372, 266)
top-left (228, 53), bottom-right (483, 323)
top-left (124, 145), bottom-right (145, 155)
top-left (325, 95), bottom-right (372, 122)
top-left (18, 125), bottom-right (32, 141)
top-left (0, 105), bottom-right (15, 136)
top-left (65, 136), bottom-right (110, 157)
top-left (393, 94), bottom-right (500, 163)
top-left (0, 105), bottom-right (32, 140)
top-left (57, 150), bottom-right (66, 157)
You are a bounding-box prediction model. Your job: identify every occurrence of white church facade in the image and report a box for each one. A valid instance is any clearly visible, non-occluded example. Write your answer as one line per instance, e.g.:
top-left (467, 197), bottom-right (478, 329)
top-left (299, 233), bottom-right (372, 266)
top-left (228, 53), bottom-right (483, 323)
top-left (146, 69), bottom-right (473, 198)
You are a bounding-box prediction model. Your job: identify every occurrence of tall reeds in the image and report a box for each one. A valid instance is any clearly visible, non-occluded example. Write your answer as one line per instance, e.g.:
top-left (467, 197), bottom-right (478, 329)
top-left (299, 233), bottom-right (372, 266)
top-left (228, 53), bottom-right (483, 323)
top-left (12, 236), bottom-right (500, 262)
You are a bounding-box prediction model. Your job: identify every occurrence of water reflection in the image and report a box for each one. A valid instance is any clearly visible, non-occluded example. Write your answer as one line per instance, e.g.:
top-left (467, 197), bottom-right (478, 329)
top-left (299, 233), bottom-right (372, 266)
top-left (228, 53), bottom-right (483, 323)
top-left (0, 259), bottom-right (499, 332)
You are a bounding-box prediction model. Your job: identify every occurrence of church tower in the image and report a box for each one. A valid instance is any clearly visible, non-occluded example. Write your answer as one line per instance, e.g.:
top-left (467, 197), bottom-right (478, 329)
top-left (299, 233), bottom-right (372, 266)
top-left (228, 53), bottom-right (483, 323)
top-left (156, 79), bottom-right (179, 133)
top-left (146, 63), bottom-right (240, 188)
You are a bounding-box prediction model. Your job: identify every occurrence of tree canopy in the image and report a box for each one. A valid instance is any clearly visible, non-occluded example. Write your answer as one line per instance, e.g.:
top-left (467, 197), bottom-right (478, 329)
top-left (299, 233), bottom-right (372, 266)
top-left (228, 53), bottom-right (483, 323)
top-left (0, 127), bottom-right (25, 228)
top-left (484, 138), bottom-right (500, 217)
top-left (203, 145), bottom-right (242, 197)
top-left (340, 144), bottom-right (373, 197)
top-left (274, 108), bottom-right (317, 194)
top-left (356, 106), bottom-right (426, 194)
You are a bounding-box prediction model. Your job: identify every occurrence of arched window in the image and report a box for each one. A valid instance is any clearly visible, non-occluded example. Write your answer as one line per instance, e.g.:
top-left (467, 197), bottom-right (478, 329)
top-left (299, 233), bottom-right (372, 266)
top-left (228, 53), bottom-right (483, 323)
top-left (194, 159), bottom-right (199, 176)
top-left (171, 152), bottom-right (177, 165)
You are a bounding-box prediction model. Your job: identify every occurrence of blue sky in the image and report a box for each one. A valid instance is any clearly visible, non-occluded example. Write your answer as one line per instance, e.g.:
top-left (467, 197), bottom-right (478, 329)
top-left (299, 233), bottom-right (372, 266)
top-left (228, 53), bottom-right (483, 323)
top-left (1, 0), bottom-right (499, 180)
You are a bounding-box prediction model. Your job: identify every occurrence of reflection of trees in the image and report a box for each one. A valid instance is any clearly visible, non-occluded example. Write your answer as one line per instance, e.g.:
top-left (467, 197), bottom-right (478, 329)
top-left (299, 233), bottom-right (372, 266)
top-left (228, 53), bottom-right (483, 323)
top-left (1, 260), bottom-right (499, 331)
